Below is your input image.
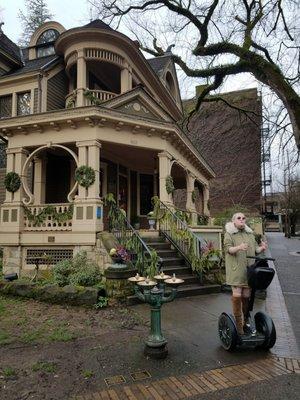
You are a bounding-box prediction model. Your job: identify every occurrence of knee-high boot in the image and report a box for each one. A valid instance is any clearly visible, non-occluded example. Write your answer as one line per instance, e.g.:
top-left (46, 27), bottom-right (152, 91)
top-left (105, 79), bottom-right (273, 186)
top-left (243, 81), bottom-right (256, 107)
top-left (231, 296), bottom-right (244, 335)
top-left (242, 297), bottom-right (250, 325)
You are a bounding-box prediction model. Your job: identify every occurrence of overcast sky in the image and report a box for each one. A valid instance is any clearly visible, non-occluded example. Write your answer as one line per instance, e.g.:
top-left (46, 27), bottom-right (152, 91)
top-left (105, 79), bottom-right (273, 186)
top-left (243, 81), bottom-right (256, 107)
top-left (1, 0), bottom-right (295, 187)
top-left (0, 0), bottom-right (91, 42)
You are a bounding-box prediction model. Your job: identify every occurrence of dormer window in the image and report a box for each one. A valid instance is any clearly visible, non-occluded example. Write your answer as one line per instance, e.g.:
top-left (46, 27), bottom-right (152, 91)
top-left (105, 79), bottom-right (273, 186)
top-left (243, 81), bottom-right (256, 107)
top-left (36, 29), bottom-right (59, 58)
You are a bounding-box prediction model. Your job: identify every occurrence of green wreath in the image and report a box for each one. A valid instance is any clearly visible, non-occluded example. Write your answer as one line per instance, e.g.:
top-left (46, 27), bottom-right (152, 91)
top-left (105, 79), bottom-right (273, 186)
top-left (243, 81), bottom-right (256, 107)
top-left (75, 166), bottom-right (95, 189)
top-left (165, 175), bottom-right (175, 194)
top-left (4, 172), bottom-right (21, 193)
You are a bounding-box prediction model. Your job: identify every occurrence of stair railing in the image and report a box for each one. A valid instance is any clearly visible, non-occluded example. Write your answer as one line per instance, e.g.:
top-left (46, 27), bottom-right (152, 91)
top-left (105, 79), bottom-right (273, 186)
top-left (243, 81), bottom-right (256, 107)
top-left (107, 200), bottom-right (162, 277)
top-left (153, 198), bottom-right (206, 281)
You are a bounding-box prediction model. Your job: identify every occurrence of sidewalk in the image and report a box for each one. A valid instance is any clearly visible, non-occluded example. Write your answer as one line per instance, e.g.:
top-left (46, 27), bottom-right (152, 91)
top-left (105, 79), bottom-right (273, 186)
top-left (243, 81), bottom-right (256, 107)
top-left (73, 237), bottom-right (300, 400)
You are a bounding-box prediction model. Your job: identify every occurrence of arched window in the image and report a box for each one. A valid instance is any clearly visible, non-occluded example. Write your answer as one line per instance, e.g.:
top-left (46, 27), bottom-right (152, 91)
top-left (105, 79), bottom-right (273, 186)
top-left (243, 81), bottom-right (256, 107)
top-left (36, 29), bottom-right (59, 58)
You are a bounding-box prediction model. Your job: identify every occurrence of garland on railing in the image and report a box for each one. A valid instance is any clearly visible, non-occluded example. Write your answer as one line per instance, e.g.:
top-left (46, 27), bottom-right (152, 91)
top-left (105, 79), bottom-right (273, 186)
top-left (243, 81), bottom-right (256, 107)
top-left (4, 172), bottom-right (21, 193)
top-left (105, 193), bottom-right (160, 277)
top-left (152, 196), bottom-right (217, 276)
top-left (75, 166), bottom-right (95, 189)
top-left (23, 204), bottom-right (74, 226)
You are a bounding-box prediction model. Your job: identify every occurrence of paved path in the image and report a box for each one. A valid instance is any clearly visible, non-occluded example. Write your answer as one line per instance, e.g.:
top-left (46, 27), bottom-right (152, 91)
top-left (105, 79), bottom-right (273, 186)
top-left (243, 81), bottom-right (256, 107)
top-left (266, 233), bottom-right (300, 346)
top-left (74, 233), bottom-right (300, 400)
top-left (73, 356), bottom-right (300, 400)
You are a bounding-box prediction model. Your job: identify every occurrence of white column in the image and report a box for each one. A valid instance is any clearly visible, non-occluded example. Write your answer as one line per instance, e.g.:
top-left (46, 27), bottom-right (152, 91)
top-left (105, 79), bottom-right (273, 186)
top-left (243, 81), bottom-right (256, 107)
top-left (186, 173), bottom-right (197, 225)
top-left (203, 184), bottom-right (210, 216)
top-left (121, 63), bottom-right (132, 93)
top-left (12, 92), bottom-right (17, 117)
top-left (4, 151), bottom-right (14, 203)
top-left (14, 148), bottom-right (28, 203)
top-left (158, 151), bottom-right (173, 205)
top-left (87, 140), bottom-right (101, 200)
top-left (76, 142), bottom-right (88, 199)
top-left (33, 157), bottom-right (46, 204)
top-left (76, 49), bottom-right (87, 107)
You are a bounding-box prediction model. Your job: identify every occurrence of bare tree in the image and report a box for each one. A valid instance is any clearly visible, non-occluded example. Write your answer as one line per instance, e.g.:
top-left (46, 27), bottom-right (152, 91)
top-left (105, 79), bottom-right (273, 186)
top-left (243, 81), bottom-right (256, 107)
top-left (18, 0), bottom-right (53, 46)
top-left (89, 0), bottom-right (300, 150)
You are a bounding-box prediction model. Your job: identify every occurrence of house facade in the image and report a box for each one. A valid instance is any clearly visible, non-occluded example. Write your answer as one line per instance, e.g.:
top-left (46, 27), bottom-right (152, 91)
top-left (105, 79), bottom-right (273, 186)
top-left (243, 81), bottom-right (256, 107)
top-left (0, 20), bottom-right (214, 276)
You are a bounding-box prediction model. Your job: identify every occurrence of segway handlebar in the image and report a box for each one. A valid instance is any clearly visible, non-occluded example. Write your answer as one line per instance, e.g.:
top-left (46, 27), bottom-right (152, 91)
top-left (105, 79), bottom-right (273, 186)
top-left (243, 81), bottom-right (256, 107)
top-left (246, 256), bottom-right (275, 261)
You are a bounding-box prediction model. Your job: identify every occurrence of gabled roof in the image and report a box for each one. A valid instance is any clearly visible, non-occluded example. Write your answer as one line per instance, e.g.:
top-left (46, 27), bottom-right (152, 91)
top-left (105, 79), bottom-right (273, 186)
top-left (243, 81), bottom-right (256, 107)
top-left (83, 20), bottom-right (114, 30)
top-left (147, 55), bottom-right (172, 77)
top-left (3, 55), bottom-right (60, 77)
top-left (100, 85), bottom-right (174, 122)
top-left (0, 30), bottom-right (22, 65)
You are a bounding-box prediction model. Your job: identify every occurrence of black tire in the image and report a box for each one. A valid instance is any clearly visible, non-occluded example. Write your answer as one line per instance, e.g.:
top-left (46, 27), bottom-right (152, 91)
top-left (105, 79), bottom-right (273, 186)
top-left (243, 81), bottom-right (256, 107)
top-left (255, 311), bottom-right (276, 350)
top-left (218, 313), bottom-right (238, 351)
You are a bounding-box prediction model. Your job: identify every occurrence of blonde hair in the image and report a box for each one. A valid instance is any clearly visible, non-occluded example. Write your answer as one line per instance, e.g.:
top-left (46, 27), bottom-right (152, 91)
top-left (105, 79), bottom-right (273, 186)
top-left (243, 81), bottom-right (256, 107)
top-left (232, 213), bottom-right (246, 221)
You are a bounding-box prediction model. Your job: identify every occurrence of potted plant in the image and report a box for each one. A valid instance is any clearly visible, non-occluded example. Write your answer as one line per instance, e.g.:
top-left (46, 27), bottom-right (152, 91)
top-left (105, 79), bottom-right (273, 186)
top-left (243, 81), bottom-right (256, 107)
top-left (109, 245), bottom-right (131, 265)
top-left (147, 211), bottom-right (156, 230)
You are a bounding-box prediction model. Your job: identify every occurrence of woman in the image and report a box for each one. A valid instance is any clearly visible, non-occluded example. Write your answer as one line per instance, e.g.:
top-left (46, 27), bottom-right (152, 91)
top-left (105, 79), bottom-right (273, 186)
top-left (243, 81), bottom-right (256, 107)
top-left (224, 213), bottom-right (267, 335)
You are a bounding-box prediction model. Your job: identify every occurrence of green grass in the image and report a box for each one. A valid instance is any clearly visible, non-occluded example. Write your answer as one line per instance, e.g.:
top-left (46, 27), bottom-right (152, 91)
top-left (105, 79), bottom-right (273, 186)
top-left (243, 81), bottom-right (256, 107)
top-left (32, 361), bottom-right (57, 373)
top-left (21, 329), bottom-right (44, 343)
top-left (0, 331), bottom-right (12, 345)
top-left (82, 369), bottom-right (94, 379)
top-left (2, 367), bottom-right (16, 378)
top-left (47, 327), bottom-right (74, 342)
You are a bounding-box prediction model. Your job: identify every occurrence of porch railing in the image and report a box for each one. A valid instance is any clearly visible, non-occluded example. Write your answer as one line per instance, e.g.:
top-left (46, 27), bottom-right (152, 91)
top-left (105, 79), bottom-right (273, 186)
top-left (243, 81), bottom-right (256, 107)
top-left (107, 202), bottom-right (162, 277)
top-left (84, 90), bottom-right (116, 105)
top-left (154, 199), bottom-right (205, 281)
top-left (23, 203), bottom-right (73, 231)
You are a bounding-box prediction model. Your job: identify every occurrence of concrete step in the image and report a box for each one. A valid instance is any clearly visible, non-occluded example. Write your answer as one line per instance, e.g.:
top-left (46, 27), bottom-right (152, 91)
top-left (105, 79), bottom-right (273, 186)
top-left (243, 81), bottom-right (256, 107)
top-left (161, 257), bottom-right (185, 267)
top-left (176, 283), bottom-right (221, 298)
top-left (127, 284), bottom-right (221, 305)
top-left (146, 242), bottom-right (172, 250)
top-left (161, 265), bottom-right (192, 275)
top-left (155, 249), bottom-right (179, 258)
top-left (143, 236), bottom-right (166, 243)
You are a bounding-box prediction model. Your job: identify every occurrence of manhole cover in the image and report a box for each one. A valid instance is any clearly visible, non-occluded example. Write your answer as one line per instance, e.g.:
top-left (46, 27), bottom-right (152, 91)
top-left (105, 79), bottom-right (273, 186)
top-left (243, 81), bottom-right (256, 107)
top-left (130, 370), bottom-right (151, 381)
top-left (104, 375), bottom-right (126, 386)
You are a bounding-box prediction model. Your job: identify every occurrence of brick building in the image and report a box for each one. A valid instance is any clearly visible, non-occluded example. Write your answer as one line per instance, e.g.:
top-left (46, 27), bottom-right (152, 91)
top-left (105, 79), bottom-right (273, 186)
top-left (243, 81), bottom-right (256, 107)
top-left (184, 88), bottom-right (262, 215)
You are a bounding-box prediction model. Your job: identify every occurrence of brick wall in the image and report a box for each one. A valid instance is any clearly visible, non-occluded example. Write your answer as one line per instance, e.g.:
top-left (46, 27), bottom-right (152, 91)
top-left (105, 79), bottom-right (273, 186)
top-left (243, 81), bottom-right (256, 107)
top-left (185, 88), bottom-right (262, 215)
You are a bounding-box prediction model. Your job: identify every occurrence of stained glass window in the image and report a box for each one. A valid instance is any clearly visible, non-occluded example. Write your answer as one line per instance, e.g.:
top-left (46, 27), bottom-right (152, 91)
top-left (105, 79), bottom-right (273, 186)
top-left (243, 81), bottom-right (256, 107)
top-left (17, 92), bottom-right (31, 116)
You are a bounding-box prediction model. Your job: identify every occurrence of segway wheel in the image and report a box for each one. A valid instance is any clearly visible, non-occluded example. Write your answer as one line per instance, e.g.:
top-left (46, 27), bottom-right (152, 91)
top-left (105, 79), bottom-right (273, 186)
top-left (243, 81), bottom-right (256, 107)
top-left (255, 311), bottom-right (276, 350)
top-left (218, 313), bottom-right (238, 351)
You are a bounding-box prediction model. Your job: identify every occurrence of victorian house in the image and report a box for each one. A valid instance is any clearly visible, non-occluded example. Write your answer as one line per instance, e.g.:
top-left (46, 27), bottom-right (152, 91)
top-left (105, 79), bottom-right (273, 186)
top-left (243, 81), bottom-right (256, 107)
top-left (0, 20), bottom-right (214, 276)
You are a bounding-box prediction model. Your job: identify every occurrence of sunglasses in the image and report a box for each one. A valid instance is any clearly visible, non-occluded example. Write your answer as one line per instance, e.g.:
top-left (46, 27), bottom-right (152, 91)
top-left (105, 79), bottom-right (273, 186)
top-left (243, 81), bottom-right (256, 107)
top-left (237, 217), bottom-right (246, 220)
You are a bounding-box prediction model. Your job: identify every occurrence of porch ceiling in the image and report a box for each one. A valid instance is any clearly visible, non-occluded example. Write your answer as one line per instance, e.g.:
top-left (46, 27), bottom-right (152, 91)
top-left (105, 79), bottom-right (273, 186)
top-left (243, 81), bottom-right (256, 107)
top-left (101, 142), bottom-right (158, 172)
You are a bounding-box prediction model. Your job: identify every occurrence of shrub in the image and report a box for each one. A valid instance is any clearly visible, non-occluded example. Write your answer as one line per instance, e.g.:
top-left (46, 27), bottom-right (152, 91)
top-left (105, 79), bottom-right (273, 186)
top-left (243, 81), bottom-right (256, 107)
top-left (213, 205), bottom-right (251, 227)
top-left (52, 251), bottom-right (102, 287)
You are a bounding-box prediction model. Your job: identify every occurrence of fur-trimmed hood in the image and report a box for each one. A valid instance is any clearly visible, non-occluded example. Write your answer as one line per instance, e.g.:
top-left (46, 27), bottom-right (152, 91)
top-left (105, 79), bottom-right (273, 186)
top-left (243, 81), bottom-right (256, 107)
top-left (225, 221), bottom-right (253, 235)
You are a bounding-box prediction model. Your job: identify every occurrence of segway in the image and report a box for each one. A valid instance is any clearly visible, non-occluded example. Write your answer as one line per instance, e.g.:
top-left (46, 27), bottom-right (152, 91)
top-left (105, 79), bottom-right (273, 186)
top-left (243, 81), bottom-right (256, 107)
top-left (218, 256), bottom-right (276, 351)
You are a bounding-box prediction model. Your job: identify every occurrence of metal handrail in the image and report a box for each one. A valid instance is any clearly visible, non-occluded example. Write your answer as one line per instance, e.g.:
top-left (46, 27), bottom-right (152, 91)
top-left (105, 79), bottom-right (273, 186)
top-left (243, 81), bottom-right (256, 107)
top-left (156, 199), bottom-right (205, 280)
top-left (109, 204), bottom-right (162, 276)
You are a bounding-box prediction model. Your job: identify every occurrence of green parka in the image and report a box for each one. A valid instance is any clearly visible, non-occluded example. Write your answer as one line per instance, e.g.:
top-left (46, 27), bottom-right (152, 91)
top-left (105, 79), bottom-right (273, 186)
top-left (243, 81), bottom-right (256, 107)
top-left (224, 222), bottom-right (260, 287)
